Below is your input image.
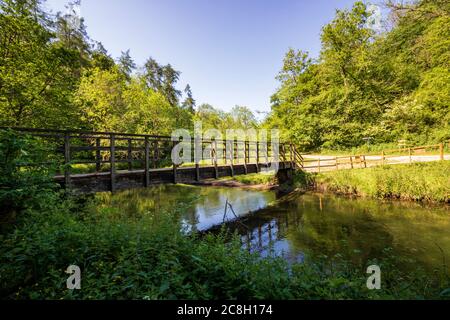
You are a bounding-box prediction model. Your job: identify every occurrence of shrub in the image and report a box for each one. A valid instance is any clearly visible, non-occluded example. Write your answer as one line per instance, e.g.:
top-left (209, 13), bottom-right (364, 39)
top-left (0, 129), bottom-right (60, 219)
top-left (314, 162), bottom-right (450, 202)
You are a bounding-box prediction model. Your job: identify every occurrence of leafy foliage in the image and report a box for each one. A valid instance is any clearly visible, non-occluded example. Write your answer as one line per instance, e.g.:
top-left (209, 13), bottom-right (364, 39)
top-left (266, 1), bottom-right (450, 151)
top-left (0, 129), bottom-right (59, 217)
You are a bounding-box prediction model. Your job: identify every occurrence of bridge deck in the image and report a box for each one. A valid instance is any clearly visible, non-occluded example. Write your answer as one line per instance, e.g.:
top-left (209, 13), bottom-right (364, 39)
top-left (55, 162), bottom-right (294, 193)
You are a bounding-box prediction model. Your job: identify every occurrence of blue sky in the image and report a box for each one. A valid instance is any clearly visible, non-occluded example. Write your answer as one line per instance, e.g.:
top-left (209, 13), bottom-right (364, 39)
top-left (45, 0), bottom-right (358, 115)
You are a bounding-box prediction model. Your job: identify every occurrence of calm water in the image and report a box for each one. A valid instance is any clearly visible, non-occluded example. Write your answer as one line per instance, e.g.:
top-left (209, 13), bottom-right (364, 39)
top-left (93, 185), bottom-right (450, 271)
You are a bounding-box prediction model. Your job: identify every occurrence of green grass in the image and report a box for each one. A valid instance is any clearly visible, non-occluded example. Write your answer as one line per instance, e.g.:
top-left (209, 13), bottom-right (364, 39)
top-left (314, 161), bottom-right (450, 202)
top-left (220, 172), bottom-right (276, 185)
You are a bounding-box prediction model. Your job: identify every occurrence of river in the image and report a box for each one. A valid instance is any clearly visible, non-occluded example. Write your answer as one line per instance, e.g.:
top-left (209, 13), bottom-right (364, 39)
top-left (92, 185), bottom-right (450, 273)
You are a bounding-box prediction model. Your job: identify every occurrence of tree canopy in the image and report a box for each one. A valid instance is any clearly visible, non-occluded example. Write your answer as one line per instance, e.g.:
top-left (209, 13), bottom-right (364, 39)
top-left (266, 0), bottom-right (449, 150)
top-left (0, 0), bottom-right (260, 136)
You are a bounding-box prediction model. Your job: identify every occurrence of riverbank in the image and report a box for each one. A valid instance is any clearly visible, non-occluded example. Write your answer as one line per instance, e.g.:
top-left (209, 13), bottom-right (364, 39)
top-left (214, 162), bottom-right (449, 203)
top-left (2, 191), bottom-right (449, 300)
top-left (188, 172), bottom-right (279, 191)
top-left (311, 161), bottom-right (450, 203)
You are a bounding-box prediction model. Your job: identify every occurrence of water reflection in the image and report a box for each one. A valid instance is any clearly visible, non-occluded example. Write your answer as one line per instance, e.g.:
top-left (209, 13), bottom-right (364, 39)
top-left (226, 193), bottom-right (450, 271)
top-left (93, 184), bottom-right (277, 231)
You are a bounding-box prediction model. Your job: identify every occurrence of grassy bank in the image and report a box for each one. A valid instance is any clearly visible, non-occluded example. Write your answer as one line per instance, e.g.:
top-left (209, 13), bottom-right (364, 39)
top-left (313, 161), bottom-right (450, 202)
top-left (220, 172), bottom-right (276, 186)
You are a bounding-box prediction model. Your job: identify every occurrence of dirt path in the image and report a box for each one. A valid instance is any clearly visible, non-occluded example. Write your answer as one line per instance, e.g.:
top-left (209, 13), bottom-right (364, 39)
top-left (302, 154), bottom-right (450, 172)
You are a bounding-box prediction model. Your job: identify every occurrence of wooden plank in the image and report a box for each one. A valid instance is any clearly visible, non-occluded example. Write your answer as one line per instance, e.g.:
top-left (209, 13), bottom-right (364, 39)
top-left (110, 134), bottom-right (116, 192)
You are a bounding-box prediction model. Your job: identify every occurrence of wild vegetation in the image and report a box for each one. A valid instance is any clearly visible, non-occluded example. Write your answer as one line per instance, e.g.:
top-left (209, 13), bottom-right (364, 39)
top-left (313, 161), bottom-right (450, 203)
top-left (1, 131), bottom-right (449, 299)
top-left (220, 172), bottom-right (276, 186)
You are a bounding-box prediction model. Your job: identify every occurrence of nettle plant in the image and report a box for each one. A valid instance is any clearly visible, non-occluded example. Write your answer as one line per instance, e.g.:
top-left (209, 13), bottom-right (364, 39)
top-left (0, 129), bottom-right (59, 217)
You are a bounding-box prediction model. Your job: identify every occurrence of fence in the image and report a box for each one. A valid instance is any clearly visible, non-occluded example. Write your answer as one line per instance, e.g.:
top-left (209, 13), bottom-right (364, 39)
top-left (302, 143), bottom-right (447, 173)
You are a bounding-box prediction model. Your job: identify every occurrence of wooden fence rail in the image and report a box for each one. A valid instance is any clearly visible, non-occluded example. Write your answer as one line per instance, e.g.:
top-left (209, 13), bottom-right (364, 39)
top-left (302, 142), bottom-right (447, 173)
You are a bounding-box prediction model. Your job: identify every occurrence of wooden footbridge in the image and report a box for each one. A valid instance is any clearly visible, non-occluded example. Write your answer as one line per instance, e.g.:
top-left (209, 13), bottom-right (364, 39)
top-left (5, 128), bottom-right (304, 193)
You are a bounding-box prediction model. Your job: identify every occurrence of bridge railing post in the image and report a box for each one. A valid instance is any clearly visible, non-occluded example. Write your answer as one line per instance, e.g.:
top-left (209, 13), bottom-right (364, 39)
top-left (95, 137), bottom-right (101, 172)
top-left (195, 138), bottom-right (200, 181)
top-left (127, 138), bottom-right (132, 171)
top-left (110, 133), bottom-right (116, 192)
top-left (289, 143), bottom-right (295, 169)
top-left (172, 140), bottom-right (178, 184)
top-left (153, 141), bottom-right (158, 169)
top-left (213, 139), bottom-right (218, 179)
top-left (256, 141), bottom-right (260, 173)
top-left (229, 140), bottom-right (234, 177)
top-left (144, 137), bottom-right (150, 187)
top-left (243, 141), bottom-right (248, 174)
top-left (64, 133), bottom-right (71, 190)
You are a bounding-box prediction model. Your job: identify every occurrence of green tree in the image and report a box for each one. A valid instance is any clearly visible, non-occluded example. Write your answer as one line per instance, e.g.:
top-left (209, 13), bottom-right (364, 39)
top-left (182, 84), bottom-right (196, 113)
top-left (0, 0), bottom-right (82, 128)
top-left (118, 49), bottom-right (136, 81)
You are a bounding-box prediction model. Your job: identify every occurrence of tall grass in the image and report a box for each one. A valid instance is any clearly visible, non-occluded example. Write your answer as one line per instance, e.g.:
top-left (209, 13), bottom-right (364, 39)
top-left (314, 161), bottom-right (450, 202)
top-left (220, 172), bottom-right (276, 185)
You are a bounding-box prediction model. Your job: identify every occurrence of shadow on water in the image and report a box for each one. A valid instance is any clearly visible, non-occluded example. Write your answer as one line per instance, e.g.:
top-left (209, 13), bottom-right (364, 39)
top-left (92, 185), bottom-right (450, 273)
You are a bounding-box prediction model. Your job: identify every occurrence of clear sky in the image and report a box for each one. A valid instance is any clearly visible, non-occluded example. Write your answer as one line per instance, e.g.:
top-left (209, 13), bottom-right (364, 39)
top-left (45, 0), bottom-right (357, 116)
